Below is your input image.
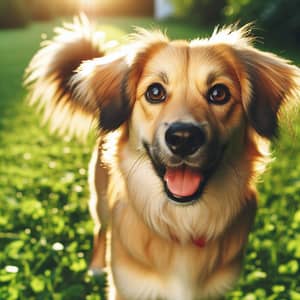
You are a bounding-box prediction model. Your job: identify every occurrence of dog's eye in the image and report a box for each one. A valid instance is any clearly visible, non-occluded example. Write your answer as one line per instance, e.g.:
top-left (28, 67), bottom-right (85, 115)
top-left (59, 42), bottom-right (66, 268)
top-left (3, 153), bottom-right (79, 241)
top-left (207, 84), bottom-right (230, 104)
top-left (145, 83), bottom-right (167, 103)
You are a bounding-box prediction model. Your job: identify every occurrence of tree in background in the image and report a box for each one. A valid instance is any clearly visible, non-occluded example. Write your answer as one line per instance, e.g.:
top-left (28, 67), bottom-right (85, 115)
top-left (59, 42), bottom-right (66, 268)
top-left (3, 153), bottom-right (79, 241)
top-left (189, 0), bottom-right (226, 26)
top-left (171, 0), bottom-right (226, 26)
top-left (170, 0), bottom-right (300, 43)
top-left (224, 0), bottom-right (300, 43)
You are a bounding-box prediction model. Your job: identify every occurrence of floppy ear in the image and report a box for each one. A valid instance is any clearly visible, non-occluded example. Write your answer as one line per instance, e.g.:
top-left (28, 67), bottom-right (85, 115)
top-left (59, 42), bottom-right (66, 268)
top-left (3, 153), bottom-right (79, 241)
top-left (24, 15), bottom-right (133, 138)
top-left (73, 53), bottom-right (133, 131)
top-left (73, 30), bottom-right (169, 132)
top-left (25, 18), bottom-right (168, 137)
top-left (238, 48), bottom-right (300, 139)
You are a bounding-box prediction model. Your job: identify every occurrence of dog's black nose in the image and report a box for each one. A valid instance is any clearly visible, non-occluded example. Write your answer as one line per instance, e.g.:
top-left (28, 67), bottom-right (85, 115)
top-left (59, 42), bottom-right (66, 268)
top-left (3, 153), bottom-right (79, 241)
top-left (165, 122), bottom-right (206, 156)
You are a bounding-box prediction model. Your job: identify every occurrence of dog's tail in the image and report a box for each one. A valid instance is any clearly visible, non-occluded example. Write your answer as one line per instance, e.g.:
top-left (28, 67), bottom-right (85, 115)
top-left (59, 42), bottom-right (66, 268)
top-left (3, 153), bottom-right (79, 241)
top-left (24, 14), bottom-right (114, 138)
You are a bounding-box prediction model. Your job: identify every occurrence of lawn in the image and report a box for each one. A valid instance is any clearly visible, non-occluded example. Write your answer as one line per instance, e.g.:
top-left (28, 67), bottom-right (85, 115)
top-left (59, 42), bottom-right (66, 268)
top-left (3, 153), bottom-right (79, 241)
top-left (0, 17), bottom-right (300, 300)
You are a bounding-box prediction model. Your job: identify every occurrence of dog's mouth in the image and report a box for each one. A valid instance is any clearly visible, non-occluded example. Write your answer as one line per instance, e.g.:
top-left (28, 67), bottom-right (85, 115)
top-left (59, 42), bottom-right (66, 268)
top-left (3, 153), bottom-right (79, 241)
top-left (143, 142), bottom-right (219, 205)
top-left (163, 165), bottom-right (208, 204)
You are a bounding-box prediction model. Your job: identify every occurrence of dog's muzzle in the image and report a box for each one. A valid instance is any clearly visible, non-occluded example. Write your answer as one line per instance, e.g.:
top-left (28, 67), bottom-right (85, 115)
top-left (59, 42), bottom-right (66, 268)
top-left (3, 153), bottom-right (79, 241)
top-left (162, 122), bottom-right (207, 204)
top-left (144, 121), bottom-right (222, 205)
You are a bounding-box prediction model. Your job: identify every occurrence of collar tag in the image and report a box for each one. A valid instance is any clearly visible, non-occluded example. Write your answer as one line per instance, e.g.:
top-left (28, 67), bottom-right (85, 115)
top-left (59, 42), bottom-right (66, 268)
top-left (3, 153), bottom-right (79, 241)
top-left (193, 237), bottom-right (206, 248)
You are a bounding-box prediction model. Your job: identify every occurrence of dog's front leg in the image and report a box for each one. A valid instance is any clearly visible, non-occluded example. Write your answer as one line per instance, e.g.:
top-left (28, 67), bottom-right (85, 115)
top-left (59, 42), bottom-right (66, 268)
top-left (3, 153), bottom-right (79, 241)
top-left (88, 144), bottom-right (110, 274)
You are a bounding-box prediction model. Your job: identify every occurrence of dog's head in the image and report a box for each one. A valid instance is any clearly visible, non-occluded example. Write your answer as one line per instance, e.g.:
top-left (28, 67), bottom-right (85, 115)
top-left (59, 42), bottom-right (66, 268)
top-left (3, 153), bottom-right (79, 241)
top-left (75, 26), bottom-right (299, 197)
top-left (72, 26), bottom-right (300, 240)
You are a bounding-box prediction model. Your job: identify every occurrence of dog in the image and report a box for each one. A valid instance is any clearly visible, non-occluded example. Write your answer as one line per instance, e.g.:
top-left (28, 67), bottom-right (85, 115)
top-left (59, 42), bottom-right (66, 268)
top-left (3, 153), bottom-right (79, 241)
top-left (25, 15), bottom-right (300, 300)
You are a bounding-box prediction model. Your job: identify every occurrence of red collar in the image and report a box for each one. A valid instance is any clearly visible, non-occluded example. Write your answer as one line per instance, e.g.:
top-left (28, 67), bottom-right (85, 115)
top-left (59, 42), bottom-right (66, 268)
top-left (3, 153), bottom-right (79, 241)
top-left (193, 237), bottom-right (206, 248)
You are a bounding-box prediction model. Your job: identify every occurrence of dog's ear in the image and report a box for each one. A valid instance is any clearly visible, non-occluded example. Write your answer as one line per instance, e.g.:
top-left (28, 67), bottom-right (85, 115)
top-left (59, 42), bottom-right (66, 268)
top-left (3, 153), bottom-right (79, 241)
top-left (25, 16), bottom-right (133, 138)
top-left (25, 18), bottom-right (168, 136)
top-left (237, 48), bottom-right (300, 139)
top-left (73, 53), bottom-right (133, 131)
top-left (73, 31), bottom-right (168, 132)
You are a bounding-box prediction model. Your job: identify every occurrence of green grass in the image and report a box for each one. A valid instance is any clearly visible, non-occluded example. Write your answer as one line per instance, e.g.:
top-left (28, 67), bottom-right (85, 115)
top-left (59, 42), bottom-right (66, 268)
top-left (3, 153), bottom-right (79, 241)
top-left (0, 17), bottom-right (300, 300)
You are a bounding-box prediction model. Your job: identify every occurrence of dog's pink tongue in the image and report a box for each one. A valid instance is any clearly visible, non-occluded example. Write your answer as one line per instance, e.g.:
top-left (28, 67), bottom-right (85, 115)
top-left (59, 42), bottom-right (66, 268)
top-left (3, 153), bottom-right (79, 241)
top-left (164, 166), bottom-right (203, 197)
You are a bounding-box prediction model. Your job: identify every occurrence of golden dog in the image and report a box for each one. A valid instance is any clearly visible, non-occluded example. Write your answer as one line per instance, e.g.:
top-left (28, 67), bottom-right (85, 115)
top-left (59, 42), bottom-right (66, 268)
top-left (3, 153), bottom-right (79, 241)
top-left (25, 16), bottom-right (300, 300)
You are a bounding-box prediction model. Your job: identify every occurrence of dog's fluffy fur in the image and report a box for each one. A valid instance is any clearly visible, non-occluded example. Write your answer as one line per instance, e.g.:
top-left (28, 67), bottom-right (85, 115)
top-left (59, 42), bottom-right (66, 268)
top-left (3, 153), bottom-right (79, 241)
top-left (25, 15), bottom-right (300, 300)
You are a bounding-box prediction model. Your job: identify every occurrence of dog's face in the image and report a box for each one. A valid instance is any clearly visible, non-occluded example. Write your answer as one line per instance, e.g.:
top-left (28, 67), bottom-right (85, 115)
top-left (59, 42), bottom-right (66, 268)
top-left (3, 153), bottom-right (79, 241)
top-left (130, 41), bottom-right (247, 205)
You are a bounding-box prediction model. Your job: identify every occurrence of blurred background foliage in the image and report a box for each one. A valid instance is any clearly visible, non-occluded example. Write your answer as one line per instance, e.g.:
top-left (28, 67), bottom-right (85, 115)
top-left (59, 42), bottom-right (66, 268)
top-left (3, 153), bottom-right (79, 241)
top-left (172, 0), bottom-right (300, 44)
top-left (0, 0), bottom-right (30, 28)
top-left (1, 0), bottom-right (300, 43)
top-left (224, 0), bottom-right (300, 43)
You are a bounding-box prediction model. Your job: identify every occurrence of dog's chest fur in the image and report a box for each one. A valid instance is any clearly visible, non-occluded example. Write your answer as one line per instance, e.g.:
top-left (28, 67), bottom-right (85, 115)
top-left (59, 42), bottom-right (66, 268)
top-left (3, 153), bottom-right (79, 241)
top-left (111, 201), bottom-right (242, 300)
